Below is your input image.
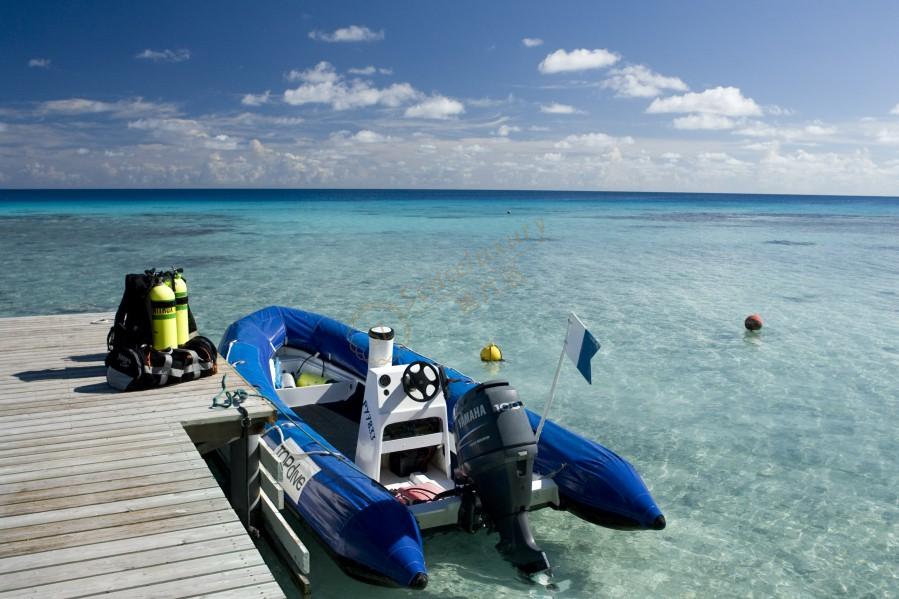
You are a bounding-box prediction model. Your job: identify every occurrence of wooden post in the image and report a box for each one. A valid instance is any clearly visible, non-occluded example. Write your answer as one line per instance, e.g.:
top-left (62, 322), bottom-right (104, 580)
top-left (229, 432), bottom-right (261, 530)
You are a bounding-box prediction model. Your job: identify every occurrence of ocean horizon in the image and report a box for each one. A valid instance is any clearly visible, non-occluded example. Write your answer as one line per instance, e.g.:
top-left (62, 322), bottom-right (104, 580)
top-left (3, 188), bottom-right (897, 598)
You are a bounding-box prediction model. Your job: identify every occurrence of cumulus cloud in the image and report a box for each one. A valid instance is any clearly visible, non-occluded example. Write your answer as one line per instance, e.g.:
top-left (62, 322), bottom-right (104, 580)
top-left (538, 48), bottom-right (620, 74)
top-left (734, 121), bottom-right (837, 140)
top-left (496, 124), bottom-right (521, 137)
top-left (134, 48), bottom-right (191, 63)
top-left (672, 114), bottom-right (735, 130)
top-left (128, 118), bottom-right (204, 135)
top-left (540, 102), bottom-right (582, 115)
top-left (331, 130), bottom-right (394, 144)
top-left (404, 96), bottom-right (465, 120)
top-left (555, 132), bottom-right (634, 148)
top-left (309, 25), bottom-right (384, 43)
top-left (647, 86), bottom-right (762, 116)
top-left (28, 58), bottom-right (51, 69)
top-left (39, 97), bottom-right (177, 118)
top-left (602, 65), bottom-right (688, 98)
top-left (891, 103), bottom-right (899, 115)
top-left (522, 38), bottom-right (544, 47)
top-left (284, 62), bottom-right (418, 110)
top-left (241, 91), bottom-right (271, 106)
top-left (347, 66), bottom-right (392, 76)
top-left (250, 139), bottom-right (267, 155)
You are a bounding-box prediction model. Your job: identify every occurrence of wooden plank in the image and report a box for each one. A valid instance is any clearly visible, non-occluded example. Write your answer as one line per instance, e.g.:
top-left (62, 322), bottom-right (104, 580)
top-left (2, 457), bottom-right (208, 496)
top-left (0, 550), bottom-right (266, 599)
top-left (0, 471), bottom-right (218, 518)
top-left (0, 435), bottom-right (192, 468)
top-left (101, 565), bottom-right (280, 599)
top-left (0, 443), bottom-right (199, 487)
top-left (0, 396), bottom-right (222, 427)
top-left (0, 520), bottom-right (248, 576)
top-left (261, 491), bottom-right (310, 575)
top-left (259, 440), bottom-right (284, 481)
top-left (260, 467), bottom-right (284, 510)
top-left (185, 581), bottom-right (286, 599)
top-left (0, 536), bottom-right (258, 593)
top-left (0, 462), bottom-right (210, 503)
top-left (0, 439), bottom-right (197, 476)
top-left (0, 486), bottom-right (225, 531)
top-left (0, 507), bottom-right (236, 559)
top-left (0, 424), bottom-right (181, 453)
top-left (0, 427), bottom-right (180, 457)
top-left (1, 495), bottom-right (233, 545)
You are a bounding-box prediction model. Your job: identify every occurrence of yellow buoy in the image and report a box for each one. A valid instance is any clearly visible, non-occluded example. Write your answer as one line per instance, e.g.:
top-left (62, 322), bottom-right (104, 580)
top-left (480, 343), bottom-right (503, 362)
top-left (149, 275), bottom-right (177, 350)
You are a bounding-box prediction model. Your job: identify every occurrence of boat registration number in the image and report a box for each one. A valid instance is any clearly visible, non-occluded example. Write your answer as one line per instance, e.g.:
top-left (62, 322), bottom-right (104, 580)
top-left (274, 438), bottom-right (322, 504)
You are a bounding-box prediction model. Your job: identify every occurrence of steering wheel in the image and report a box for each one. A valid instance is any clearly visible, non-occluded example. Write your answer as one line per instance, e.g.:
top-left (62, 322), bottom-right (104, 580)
top-left (401, 361), bottom-right (441, 402)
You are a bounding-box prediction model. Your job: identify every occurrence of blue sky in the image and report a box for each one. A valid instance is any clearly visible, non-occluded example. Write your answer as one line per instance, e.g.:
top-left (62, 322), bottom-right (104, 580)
top-left (4, 0), bottom-right (899, 193)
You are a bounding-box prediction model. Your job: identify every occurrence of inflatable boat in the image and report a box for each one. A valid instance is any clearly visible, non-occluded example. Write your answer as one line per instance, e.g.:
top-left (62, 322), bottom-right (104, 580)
top-left (220, 306), bottom-right (664, 589)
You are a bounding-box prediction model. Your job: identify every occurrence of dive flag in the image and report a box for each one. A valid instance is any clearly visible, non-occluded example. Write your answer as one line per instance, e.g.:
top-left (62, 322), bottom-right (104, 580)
top-left (564, 313), bottom-right (601, 384)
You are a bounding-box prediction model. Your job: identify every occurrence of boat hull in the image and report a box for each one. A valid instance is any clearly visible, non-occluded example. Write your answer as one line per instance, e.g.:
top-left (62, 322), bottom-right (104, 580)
top-left (220, 306), bottom-right (664, 585)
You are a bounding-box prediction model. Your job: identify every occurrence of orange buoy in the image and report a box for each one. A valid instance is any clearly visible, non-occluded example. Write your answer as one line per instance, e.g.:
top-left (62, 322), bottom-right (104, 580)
top-left (744, 314), bottom-right (763, 331)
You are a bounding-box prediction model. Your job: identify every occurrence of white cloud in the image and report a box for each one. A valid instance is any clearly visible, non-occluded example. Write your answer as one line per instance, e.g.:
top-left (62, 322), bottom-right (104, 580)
top-left (496, 124), bottom-right (521, 137)
top-left (128, 118), bottom-right (204, 135)
top-left (308, 25), bottom-right (384, 43)
top-left (287, 62), bottom-right (339, 84)
top-left (39, 97), bottom-right (177, 118)
top-left (672, 114), bottom-right (735, 130)
top-left (522, 38), bottom-right (544, 47)
top-left (28, 58), bottom-right (51, 69)
top-left (250, 139), bottom-right (267, 155)
top-left (205, 134), bottom-right (238, 150)
top-left (134, 48), bottom-right (191, 63)
top-left (765, 105), bottom-right (794, 116)
top-left (734, 121), bottom-right (837, 140)
top-left (241, 91), bottom-right (271, 106)
top-left (538, 48), bottom-right (620, 74)
top-left (347, 66), bottom-right (393, 76)
top-left (602, 65), bottom-right (688, 98)
top-left (555, 132), bottom-right (634, 148)
top-left (647, 86), bottom-right (762, 116)
top-left (404, 96), bottom-right (465, 120)
top-left (890, 103), bottom-right (899, 115)
top-left (540, 102), bottom-right (582, 115)
top-left (284, 62), bottom-right (419, 110)
top-left (352, 130), bottom-right (389, 143)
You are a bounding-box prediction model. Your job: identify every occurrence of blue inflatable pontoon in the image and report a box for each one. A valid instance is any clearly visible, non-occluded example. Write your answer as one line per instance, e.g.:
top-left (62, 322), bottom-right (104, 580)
top-left (220, 306), bottom-right (664, 589)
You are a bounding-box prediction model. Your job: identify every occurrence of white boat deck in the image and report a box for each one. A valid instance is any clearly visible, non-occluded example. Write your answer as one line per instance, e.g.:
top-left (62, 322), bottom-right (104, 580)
top-left (0, 313), bottom-right (284, 598)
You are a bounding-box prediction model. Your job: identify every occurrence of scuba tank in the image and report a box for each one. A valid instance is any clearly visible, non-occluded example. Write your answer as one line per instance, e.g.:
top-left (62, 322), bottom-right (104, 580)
top-left (165, 268), bottom-right (190, 347)
top-left (149, 274), bottom-right (178, 350)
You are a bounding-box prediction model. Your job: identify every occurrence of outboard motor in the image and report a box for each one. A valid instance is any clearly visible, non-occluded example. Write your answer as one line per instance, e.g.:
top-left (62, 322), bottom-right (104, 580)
top-left (453, 380), bottom-right (550, 575)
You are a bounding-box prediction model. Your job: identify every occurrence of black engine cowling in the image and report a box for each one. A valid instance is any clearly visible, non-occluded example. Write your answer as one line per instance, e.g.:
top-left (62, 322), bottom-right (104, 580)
top-left (453, 380), bottom-right (550, 574)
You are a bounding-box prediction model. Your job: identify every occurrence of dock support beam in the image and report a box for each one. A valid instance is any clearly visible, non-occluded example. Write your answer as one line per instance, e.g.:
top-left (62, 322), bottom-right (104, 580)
top-left (230, 433), bottom-right (261, 531)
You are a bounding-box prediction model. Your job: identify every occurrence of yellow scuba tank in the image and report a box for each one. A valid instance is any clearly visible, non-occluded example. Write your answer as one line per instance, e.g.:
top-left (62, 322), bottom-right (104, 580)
top-left (165, 268), bottom-right (189, 347)
top-left (150, 275), bottom-right (178, 350)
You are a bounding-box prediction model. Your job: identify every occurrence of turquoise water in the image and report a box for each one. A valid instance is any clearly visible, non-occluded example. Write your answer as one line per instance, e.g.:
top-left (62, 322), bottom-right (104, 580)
top-left (2, 190), bottom-right (897, 597)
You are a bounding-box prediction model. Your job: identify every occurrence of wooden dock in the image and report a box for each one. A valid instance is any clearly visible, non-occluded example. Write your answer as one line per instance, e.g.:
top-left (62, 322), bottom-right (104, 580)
top-left (0, 313), bottom-right (284, 598)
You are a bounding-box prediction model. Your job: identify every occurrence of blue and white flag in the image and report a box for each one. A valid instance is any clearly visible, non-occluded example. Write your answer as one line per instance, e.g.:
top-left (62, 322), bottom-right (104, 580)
top-left (564, 312), bottom-right (601, 384)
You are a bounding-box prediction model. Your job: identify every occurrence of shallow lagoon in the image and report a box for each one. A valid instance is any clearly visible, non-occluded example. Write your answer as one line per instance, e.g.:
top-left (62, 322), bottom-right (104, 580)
top-left (2, 189), bottom-right (897, 598)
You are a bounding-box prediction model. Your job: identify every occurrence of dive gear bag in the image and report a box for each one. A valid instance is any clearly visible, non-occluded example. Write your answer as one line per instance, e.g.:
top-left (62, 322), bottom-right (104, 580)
top-left (105, 271), bottom-right (216, 391)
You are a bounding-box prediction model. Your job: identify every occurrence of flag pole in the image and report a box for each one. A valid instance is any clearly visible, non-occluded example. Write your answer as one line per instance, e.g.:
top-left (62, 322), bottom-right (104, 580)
top-left (535, 323), bottom-right (568, 443)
